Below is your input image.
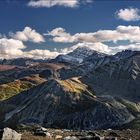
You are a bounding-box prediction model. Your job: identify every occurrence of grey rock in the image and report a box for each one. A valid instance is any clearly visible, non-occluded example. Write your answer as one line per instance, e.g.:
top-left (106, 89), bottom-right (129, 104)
top-left (1, 127), bottom-right (21, 140)
top-left (63, 136), bottom-right (78, 140)
top-left (34, 127), bottom-right (51, 137)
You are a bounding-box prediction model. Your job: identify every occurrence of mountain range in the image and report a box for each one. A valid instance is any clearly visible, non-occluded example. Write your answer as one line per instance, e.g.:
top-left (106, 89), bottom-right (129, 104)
top-left (0, 47), bottom-right (140, 130)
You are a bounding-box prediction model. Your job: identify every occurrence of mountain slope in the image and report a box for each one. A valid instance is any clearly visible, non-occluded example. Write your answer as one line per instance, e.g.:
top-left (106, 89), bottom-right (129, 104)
top-left (0, 74), bottom-right (46, 100)
top-left (0, 49), bottom-right (140, 130)
top-left (1, 78), bottom-right (134, 130)
top-left (81, 51), bottom-right (140, 101)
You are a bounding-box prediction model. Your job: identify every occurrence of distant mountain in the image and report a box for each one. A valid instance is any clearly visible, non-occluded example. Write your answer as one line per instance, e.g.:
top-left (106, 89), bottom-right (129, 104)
top-left (114, 50), bottom-right (140, 60)
top-left (52, 54), bottom-right (83, 65)
top-left (0, 58), bottom-right (49, 67)
top-left (81, 50), bottom-right (140, 101)
top-left (51, 47), bottom-right (106, 65)
top-left (68, 47), bottom-right (106, 60)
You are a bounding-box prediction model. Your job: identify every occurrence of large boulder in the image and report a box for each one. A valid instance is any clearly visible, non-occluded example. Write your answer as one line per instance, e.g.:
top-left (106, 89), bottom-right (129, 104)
top-left (63, 136), bottom-right (78, 140)
top-left (2, 127), bottom-right (21, 140)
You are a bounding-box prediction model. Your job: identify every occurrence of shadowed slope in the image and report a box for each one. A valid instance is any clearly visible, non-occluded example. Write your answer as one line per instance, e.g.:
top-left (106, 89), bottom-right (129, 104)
top-left (0, 78), bottom-right (134, 130)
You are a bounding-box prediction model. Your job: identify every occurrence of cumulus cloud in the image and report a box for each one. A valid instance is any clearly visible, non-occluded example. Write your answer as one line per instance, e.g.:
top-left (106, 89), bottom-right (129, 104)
top-left (0, 38), bottom-right (111, 59)
top-left (74, 42), bottom-right (111, 54)
top-left (1, 25), bottom-right (140, 60)
top-left (27, 0), bottom-right (93, 8)
top-left (48, 25), bottom-right (140, 43)
top-left (111, 43), bottom-right (140, 53)
top-left (10, 27), bottom-right (45, 43)
top-left (47, 27), bottom-right (75, 43)
top-left (0, 37), bottom-right (60, 59)
top-left (25, 49), bottom-right (60, 59)
top-left (1, 37), bottom-right (140, 60)
top-left (116, 8), bottom-right (140, 21)
top-left (0, 38), bottom-right (26, 59)
top-left (47, 25), bottom-right (140, 55)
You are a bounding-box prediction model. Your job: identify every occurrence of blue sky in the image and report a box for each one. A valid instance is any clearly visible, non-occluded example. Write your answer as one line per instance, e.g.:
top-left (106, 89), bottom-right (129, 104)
top-left (1, 0), bottom-right (140, 59)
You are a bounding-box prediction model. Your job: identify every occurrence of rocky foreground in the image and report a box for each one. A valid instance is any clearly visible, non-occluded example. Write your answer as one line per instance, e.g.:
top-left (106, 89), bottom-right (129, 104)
top-left (1, 124), bottom-right (140, 140)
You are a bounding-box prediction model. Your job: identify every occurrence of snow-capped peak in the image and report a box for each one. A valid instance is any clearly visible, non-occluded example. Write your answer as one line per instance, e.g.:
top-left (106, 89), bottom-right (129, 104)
top-left (68, 46), bottom-right (104, 59)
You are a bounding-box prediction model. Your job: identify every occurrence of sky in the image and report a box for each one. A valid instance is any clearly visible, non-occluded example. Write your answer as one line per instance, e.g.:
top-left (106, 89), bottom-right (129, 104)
top-left (1, 0), bottom-right (140, 59)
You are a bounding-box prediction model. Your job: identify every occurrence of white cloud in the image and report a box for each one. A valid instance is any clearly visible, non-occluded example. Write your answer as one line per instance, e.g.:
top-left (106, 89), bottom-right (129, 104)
top-left (47, 25), bottom-right (140, 55)
top-left (116, 25), bottom-right (140, 43)
top-left (28, 0), bottom-right (78, 8)
top-left (47, 27), bottom-right (75, 43)
top-left (69, 42), bottom-right (111, 54)
top-left (27, 0), bottom-right (93, 8)
top-left (111, 43), bottom-right (140, 53)
top-left (0, 37), bottom-right (140, 60)
top-left (1, 25), bottom-right (140, 60)
top-left (116, 8), bottom-right (140, 21)
top-left (0, 38), bottom-right (26, 59)
top-left (25, 49), bottom-right (60, 59)
top-left (10, 27), bottom-right (45, 43)
top-left (0, 37), bottom-right (60, 59)
top-left (48, 25), bottom-right (140, 43)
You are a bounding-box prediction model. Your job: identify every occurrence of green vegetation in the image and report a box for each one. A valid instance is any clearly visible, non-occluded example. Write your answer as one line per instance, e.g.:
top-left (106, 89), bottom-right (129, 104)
top-left (123, 117), bottom-right (140, 130)
top-left (0, 74), bottom-right (46, 100)
top-left (0, 80), bottom-right (34, 100)
top-left (119, 99), bottom-right (139, 113)
top-left (57, 77), bottom-right (95, 97)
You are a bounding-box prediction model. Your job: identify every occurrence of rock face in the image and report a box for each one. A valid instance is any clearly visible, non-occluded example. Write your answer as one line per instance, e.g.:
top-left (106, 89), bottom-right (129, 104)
top-left (53, 54), bottom-right (83, 64)
top-left (81, 51), bottom-right (140, 101)
top-left (68, 47), bottom-right (106, 60)
top-left (52, 47), bottom-right (106, 65)
top-left (1, 127), bottom-right (21, 140)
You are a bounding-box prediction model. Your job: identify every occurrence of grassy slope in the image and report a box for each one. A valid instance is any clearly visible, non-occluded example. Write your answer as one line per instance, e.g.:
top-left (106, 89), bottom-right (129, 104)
top-left (56, 77), bottom-right (96, 98)
top-left (0, 74), bottom-right (46, 100)
top-left (117, 98), bottom-right (140, 130)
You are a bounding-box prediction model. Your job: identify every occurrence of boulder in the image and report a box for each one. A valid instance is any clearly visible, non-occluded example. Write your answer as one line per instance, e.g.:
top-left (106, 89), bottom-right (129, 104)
top-left (55, 135), bottom-right (63, 140)
top-left (33, 127), bottom-right (51, 137)
top-left (63, 136), bottom-right (78, 140)
top-left (1, 127), bottom-right (21, 140)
